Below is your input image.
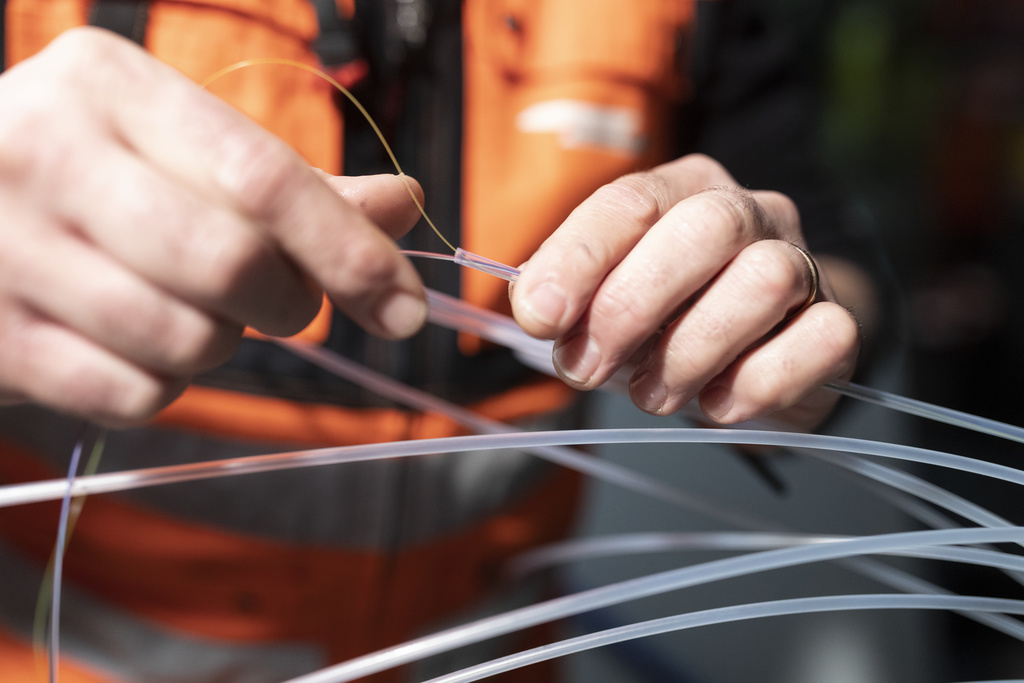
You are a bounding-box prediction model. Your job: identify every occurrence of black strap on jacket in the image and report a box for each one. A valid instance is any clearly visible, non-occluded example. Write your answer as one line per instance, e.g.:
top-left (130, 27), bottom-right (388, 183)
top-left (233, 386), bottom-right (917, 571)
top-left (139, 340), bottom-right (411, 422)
top-left (89, 0), bottom-right (359, 68)
top-left (310, 0), bottom-right (361, 67)
top-left (0, 0), bottom-right (7, 73)
top-left (89, 0), bottom-right (150, 45)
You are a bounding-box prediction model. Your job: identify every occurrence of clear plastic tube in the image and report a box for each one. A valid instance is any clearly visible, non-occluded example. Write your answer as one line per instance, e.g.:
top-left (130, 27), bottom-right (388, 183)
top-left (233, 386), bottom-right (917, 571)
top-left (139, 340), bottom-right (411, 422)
top-left (807, 449), bottom-right (1024, 582)
top-left (425, 290), bottom-right (553, 369)
top-left (837, 470), bottom-right (965, 533)
top-left (453, 249), bottom-right (522, 282)
top-left (507, 532), bottom-right (1024, 577)
top-left (838, 553), bottom-right (1024, 642)
top-left (401, 249), bottom-right (522, 282)
top-left (829, 379), bottom-right (1024, 444)
top-left (419, 594), bottom-right (1024, 683)
top-left (274, 339), bottom-right (761, 527)
top-left (283, 527), bottom-right (1024, 683)
top-left (277, 337), bottom-right (1024, 640)
top-left (8, 427), bottom-right (1021, 671)
top-left (399, 250), bottom-right (457, 265)
top-left (4, 429), bottom-right (1024, 508)
top-left (425, 289), bottom-right (638, 397)
top-left (807, 449), bottom-right (1018, 530)
top-left (49, 430), bottom-right (87, 683)
top-left (421, 279), bottom-right (1024, 443)
top-left (509, 532), bottom-right (845, 577)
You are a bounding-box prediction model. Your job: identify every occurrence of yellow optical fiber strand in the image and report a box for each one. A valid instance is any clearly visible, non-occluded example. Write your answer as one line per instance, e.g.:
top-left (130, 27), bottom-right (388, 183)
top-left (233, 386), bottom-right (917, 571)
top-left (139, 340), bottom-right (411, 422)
top-left (201, 58), bottom-right (457, 253)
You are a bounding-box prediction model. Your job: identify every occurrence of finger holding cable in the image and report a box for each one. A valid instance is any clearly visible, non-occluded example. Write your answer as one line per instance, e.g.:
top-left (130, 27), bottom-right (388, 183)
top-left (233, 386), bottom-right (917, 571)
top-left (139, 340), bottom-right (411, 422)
top-left (534, 185), bottom-right (808, 392)
top-left (628, 236), bottom-right (840, 418)
top-left (512, 154), bottom-right (735, 340)
top-left (698, 300), bottom-right (860, 430)
top-left (512, 154), bottom-right (860, 428)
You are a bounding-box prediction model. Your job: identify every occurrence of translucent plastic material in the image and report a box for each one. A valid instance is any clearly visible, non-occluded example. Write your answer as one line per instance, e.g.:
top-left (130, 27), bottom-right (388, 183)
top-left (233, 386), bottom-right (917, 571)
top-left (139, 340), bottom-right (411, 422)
top-left (14, 427), bottom-right (1024, 644)
top-left (400, 249), bottom-right (522, 282)
top-left (424, 289), bottom-right (554, 374)
top-left (807, 450), bottom-right (1019, 532)
top-left (50, 431), bottom-right (86, 683)
top-left (838, 553), bottom-right (1024, 642)
top-left (508, 532), bottom-right (1024, 577)
top-left (277, 334), bottom-right (1024, 643)
top-left (285, 527), bottom-right (1024, 683)
top-left (509, 532), bottom-right (844, 576)
top-left (5, 429), bottom-right (1024, 508)
top-left (274, 338), bottom-right (754, 523)
top-left (420, 595), bottom-right (1024, 683)
top-left (418, 274), bottom-right (1024, 441)
top-left (453, 249), bottom-right (522, 282)
top-left (826, 379), bottom-right (1024, 443)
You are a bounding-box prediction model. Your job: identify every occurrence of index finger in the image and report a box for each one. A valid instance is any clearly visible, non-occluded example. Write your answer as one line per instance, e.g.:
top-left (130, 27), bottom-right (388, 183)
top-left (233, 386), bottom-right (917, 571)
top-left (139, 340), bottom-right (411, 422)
top-left (511, 154), bottom-right (733, 339)
top-left (61, 29), bottom-right (427, 340)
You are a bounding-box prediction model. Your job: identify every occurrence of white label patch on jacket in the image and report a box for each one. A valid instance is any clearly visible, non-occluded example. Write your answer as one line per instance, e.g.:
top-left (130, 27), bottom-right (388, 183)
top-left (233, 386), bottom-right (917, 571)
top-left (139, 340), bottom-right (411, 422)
top-left (516, 99), bottom-right (645, 155)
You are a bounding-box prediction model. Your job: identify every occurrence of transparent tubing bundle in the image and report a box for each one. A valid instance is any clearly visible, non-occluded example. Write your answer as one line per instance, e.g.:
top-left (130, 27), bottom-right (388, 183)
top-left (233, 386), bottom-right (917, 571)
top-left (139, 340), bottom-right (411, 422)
top-left (10, 428), bottom-right (1024, 680)
top-left (284, 527), bottom-right (1024, 683)
top-left (6, 428), bottom-right (1024, 508)
top-left (274, 337), bottom-right (1024, 645)
top-left (416, 595), bottom-right (1024, 683)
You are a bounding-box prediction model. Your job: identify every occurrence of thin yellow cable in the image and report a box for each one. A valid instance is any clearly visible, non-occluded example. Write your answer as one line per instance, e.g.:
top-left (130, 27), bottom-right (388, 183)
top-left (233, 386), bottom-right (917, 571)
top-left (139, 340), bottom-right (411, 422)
top-left (202, 58), bottom-right (457, 253)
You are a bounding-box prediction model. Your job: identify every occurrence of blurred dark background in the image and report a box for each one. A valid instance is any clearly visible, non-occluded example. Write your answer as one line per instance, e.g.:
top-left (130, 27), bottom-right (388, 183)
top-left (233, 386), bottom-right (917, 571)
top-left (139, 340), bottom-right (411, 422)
top-left (815, 0), bottom-right (1024, 427)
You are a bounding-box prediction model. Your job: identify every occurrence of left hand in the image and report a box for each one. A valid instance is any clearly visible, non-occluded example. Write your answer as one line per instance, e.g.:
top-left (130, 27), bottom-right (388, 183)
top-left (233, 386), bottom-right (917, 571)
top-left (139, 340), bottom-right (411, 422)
top-left (510, 154), bottom-right (861, 430)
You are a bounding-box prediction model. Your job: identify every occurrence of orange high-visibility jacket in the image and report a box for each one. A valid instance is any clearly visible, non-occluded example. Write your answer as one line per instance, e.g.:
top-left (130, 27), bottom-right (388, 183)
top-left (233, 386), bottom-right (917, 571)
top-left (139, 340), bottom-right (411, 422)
top-left (0, 1), bottom-right (694, 681)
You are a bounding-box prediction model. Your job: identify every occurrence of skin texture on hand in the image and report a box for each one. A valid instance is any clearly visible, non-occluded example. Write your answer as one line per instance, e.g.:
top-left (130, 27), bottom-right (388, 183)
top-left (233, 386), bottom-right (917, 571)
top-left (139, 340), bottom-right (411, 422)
top-left (0, 28), bottom-right (426, 426)
top-left (511, 154), bottom-right (862, 431)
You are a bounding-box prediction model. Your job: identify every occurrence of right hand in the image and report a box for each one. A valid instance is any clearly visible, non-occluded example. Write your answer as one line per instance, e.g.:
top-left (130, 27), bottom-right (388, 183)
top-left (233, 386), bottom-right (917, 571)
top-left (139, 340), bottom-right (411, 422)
top-left (0, 28), bottom-right (427, 426)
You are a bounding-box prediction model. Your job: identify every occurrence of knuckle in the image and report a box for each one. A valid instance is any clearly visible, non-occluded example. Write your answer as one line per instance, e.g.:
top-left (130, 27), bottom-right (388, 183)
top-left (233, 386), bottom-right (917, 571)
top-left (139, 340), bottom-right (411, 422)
top-left (164, 324), bottom-right (238, 373)
top-left (554, 236), bottom-right (613, 279)
top-left (736, 243), bottom-right (803, 304)
top-left (689, 306), bottom-right (736, 349)
top-left (52, 358), bottom-right (168, 425)
top-left (699, 187), bottom-right (770, 246)
top-left (47, 27), bottom-right (115, 63)
top-left (131, 306), bottom-right (238, 373)
top-left (49, 26), bottom-right (119, 53)
top-left (193, 229), bottom-right (270, 299)
top-left (591, 283), bottom-right (650, 332)
top-left (215, 133), bottom-right (302, 219)
top-left (758, 191), bottom-right (801, 234)
top-left (46, 28), bottom-right (137, 87)
top-left (661, 340), bottom-right (709, 387)
top-left (745, 364), bottom-right (791, 410)
top-left (0, 308), bottom-right (176, 424)
top-left (102, 376), bottom-right (181, 425)
top-left (814, 303), bottom-right (862, 366)
top-left (680, 153), bottom-right (727, 178)
top-left (337, 236), bottom-right (399, 292)
top-left (593, 173), bottom-right (669, 228)
top-left (0, 96), bottom-right (69, 186)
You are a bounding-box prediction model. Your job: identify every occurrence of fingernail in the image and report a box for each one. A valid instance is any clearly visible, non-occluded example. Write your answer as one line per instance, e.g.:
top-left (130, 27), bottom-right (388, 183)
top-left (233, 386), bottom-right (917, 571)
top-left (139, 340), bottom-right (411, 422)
top-left (508, 262), bottom-right (528, 298)
top-left (521, 282), bottom-right (567, 328)
top-left (553, 335), bottom-right (601, 385)
top-left (700, 384), bottom-right (733, 421)
top-left (377, 290), bottom-right (427, 338)
top-left (630, 370), bottom-right (668, 414)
